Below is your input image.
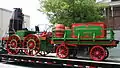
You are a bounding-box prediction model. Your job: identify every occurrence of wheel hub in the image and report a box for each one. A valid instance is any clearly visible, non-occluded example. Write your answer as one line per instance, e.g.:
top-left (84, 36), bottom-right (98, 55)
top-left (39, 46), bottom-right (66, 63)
top-left (90, 46), bottom-right (106, 61)
top-left (10, 40), bottom-right (17, 48)
top-left (23, 34), bottom-right (40, 56)
top-left (56, 45), bottom-right (69, 58)
top-left (6, 35), bottom-right (21, 55)
top-left (27, 39), bottom-right (36, 49)
top-left (95, 51), bottom-right (100, 56)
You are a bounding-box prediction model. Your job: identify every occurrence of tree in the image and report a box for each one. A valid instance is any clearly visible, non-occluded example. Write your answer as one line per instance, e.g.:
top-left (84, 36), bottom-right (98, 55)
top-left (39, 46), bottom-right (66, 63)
top-left (39, 0), bottom-right (107, 26)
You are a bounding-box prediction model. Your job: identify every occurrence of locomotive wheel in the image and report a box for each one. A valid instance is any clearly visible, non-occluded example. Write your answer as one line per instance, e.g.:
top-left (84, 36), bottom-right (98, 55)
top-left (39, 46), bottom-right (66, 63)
top-left (6, 35), bottom-right (21, 54)
top-left (56, 44), bottom-right (69, 58)
top-left (23, 34), bottom-right (40, 56)
top-left (90, 46), bottom-right (106, 61)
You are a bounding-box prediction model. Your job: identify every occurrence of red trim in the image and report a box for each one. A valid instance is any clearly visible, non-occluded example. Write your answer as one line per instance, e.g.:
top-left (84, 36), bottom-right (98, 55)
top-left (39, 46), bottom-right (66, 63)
top-left (40, 32), bottom-right (47, 37)
top-left (30, 60), bottom-right (34, 63)
top-left (78, 65), bottom-right (83, 67)
top-left (89, 66), bottom-right (96, 68)
top-left (66, 64), bottom-right (72, 67)
top-left (38, 61), bottom-right (42, 63)
top-left (54, 40), bottom-right (117, 47)
top-left (50, 40), bottom-right (54, 44)
top-left (72, 22), bottom-right (106, 38)
top-left (46, 62), bottom-right (53, 64)
top-left (67, 44), bottom-right (77, 46)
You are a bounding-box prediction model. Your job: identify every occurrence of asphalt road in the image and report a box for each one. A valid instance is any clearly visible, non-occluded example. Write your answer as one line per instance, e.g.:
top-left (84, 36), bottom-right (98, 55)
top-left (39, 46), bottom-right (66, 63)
top-left (0, 62), bottom-right (28, 68)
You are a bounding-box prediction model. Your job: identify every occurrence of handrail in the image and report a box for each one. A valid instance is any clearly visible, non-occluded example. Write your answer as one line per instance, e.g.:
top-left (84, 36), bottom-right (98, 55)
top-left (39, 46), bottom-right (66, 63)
top-left (75, 28), bottom-right (114, 40)
top-left (64, 32), bottom-right (66, 41)
top-left (52, 28), bottom-right (115, 41)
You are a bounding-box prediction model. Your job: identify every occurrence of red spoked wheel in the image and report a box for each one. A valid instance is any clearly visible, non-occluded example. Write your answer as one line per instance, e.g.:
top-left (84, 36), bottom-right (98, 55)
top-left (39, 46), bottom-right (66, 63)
top-left (23, 34), bottom-right (40, 56)
top-left (104, 48), bottom-right (109, 59)
top-left (6, 35), bottom-right (21, 54)
top-left (90, 46), bottom-right (107, 61)
top-left (56, 43), bottom-right (69, 58)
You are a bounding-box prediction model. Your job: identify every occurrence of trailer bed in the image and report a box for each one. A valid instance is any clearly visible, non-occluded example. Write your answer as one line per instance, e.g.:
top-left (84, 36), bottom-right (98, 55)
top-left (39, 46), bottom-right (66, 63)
top-left (0, 54), bottom-right (120, 68)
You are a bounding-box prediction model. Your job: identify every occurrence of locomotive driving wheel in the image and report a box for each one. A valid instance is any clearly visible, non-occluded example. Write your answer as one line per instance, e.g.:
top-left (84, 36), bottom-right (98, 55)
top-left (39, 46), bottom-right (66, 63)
top-left (6, 35), bottom-right (21, 54)
top-left (90, 46), bottom-right (107, 61)
top-left (56, 43), bottom-right (69, 58)
top-left (23, 34), bottom-right (40, 56)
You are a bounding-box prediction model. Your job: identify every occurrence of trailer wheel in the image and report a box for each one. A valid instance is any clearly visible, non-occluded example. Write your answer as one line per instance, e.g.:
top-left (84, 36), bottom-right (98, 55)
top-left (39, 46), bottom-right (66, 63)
top-left (104, 48), bottom-right (109, 59)
top-left (56, 43), bottom-right (69, 58)
top-left (90, 46), bottom-right (106, 61)
top-left (6, 35), bottom-right (21, 54)
top-left (23, 34), bottom-right (40, 56)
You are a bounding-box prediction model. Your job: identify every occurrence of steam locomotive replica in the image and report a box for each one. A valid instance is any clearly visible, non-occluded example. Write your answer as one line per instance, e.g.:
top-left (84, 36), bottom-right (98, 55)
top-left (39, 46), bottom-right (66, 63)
top-left (1, 8), bottom-right (119, 61)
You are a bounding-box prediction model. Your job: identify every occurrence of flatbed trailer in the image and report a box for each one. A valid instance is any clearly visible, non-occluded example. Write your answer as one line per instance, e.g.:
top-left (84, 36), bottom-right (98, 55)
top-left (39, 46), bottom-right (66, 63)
top-left (0, 8), bottom-right (120, 68)
top-left (0, 54), bottom-right (120, 68)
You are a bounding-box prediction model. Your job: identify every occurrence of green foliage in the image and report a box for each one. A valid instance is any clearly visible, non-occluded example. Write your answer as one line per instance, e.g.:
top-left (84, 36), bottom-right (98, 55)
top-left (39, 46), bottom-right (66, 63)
top-left (39, 0), bottom-right (108, 26)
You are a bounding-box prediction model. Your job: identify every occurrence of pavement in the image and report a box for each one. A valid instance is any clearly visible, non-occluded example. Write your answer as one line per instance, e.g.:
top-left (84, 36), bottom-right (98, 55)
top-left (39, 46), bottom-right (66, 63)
top-left (0, 61), bottom-right (62, 68)
top-left (0, 62), bottom-right (28, 68)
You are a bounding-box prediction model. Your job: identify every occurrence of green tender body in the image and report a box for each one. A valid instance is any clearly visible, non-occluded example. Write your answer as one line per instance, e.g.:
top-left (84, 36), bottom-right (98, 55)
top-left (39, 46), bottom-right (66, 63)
top-left (16, 30), bottom-right (36, 37)
top-left (73, 26), bottom-right (104, 38)
top-left (65, 30), bottom-right (72, 38)
top-left (52, 28), bottom-right (114, 45)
